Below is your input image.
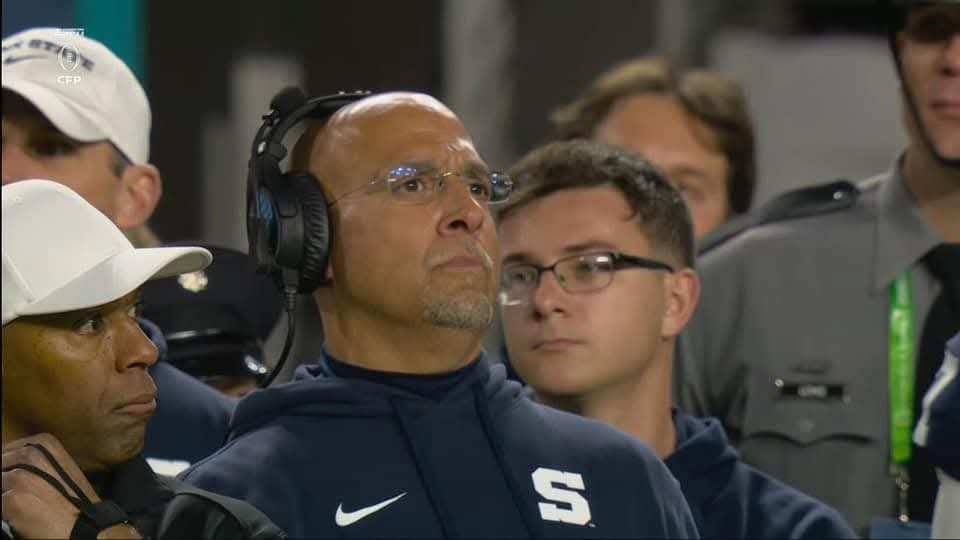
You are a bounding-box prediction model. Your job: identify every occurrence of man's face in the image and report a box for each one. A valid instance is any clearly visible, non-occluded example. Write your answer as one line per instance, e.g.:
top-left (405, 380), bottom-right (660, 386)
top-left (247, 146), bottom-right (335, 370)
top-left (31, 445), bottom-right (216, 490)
top-left (898, 4), bottom-right (960, 159)
top-left (1, 292), bottom-right (158, 472)
top-left (499, 186), bottom-right (672, 399)
top-left (593, 94), bottom-right (731, 239)
top-left (321, 98), bottom-right (499, 332)
top-left (1, 93), bottom-right (124, 220)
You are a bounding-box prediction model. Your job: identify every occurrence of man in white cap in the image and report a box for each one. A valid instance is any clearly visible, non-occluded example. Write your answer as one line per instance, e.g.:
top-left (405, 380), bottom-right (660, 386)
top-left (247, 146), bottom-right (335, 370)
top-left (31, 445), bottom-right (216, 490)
top-left (2, 27), bottom-right (158, 246)
top-left (1, 27), bottom-right (236, 469)
top-left (1, 180), bottom-right (283, 539)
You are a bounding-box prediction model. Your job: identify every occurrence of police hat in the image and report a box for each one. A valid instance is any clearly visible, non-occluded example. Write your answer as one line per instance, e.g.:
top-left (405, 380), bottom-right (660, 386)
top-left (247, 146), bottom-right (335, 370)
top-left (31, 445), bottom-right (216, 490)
top-left (141, 242), bottom-right (283, 381)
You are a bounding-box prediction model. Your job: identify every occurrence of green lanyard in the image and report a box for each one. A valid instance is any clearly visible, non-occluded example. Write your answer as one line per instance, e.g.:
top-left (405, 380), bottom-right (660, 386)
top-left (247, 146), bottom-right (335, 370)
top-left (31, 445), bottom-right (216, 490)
top-left (888, 271), bottom-right (915, 522)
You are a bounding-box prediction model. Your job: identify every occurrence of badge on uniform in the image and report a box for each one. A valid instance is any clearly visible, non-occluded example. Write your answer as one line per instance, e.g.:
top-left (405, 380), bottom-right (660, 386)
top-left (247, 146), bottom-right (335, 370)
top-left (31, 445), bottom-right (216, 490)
top-left (869, 517), bottom-right (931, 539)
top-left (774, 379), bottom-right (848, 402)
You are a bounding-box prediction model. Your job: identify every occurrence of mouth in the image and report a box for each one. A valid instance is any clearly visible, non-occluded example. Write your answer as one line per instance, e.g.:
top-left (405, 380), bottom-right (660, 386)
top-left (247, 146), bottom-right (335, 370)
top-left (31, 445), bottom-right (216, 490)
top-left (115, 393), bottom-right (158, 416)
top-left (931, 99), bottom-right (960, 119)
top-left (435, 255), bottom-right (486, 270)
top-left (533, 338), bottom-right (584, 353)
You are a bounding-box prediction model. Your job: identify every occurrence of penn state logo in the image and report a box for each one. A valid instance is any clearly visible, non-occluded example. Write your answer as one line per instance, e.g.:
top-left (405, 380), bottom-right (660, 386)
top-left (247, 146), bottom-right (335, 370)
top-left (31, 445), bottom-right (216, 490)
top-left (531, 467), bottom-right (593, 526)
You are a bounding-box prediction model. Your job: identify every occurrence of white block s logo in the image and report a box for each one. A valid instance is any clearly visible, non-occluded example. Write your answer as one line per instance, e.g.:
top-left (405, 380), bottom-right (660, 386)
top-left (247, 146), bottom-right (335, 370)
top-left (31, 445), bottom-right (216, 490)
top-left (531, 467), bottom-right (592, 526)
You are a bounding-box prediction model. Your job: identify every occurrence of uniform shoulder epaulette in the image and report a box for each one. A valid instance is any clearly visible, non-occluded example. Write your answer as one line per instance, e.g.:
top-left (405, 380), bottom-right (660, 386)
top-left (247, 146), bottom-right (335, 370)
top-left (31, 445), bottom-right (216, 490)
top-left (698, 179), bottom-right (860, 255)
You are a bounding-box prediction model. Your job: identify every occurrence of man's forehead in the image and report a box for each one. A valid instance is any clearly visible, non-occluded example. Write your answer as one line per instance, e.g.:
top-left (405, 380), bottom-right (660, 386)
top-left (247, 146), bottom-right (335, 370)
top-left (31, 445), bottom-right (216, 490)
top-left (2, 292), bottom-right (141, 334)
top-left (335, 92), bottom-right (457, 122)
top-left (500, 189), bottom-right (637, 252)
top-left (326, 97), bottom-right (476, 167)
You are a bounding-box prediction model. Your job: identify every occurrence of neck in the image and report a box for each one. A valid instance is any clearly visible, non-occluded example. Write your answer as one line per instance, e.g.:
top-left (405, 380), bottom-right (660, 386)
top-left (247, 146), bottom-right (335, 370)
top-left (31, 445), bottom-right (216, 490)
top-left (903, 145), bottom-right (960, 243)
top-left (2, 418), bottom-right (101, 480)
top-left (536, 341), bottom-right (677, 458)
top-left (320, 303), bottom-right (484, 374)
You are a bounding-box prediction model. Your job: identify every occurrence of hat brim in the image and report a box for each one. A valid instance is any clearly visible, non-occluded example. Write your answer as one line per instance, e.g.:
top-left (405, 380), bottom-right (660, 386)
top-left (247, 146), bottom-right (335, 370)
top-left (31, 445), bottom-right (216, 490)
top-left (3, 78), bottom-right (111, 145)
top-left (19, 246), bottom-right (212, 318)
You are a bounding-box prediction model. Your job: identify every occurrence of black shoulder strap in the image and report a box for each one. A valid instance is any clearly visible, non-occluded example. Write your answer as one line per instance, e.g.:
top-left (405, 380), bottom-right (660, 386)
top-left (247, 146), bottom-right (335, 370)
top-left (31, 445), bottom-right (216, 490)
top-left (698, 179), bottom-right (860, 255)
top-left (155, 476), bottom-right (286, 538)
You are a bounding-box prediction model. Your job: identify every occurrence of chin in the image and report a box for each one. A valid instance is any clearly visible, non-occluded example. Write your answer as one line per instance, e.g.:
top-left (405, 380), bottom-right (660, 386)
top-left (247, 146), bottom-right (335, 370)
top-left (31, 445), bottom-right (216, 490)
top-left (102, 442), bottom-right (145, 467)
top-left (421, 291), bottom-right (494, 331)
top-left (931, 141), bottom-right (960, 163)
top-left (100, 426), bottom-right (147, 465)
top-left (920, 119), bottom-right (960, 160)
top-left (516, 357), bottom-right (595, 397)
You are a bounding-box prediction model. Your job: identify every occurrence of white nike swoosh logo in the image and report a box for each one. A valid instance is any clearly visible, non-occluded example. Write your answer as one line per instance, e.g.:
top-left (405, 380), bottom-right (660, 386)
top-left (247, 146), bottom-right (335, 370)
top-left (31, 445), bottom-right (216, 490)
top-left (335, 492), bottom-right (406, 527)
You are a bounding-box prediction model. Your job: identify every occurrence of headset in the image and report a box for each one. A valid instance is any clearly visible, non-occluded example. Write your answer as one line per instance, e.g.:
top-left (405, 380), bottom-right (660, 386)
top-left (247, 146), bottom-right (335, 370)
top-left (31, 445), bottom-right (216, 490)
top-left (246, 87), bottom-right (372, 386)
top-left (247, 87), bottom-right (372, 293)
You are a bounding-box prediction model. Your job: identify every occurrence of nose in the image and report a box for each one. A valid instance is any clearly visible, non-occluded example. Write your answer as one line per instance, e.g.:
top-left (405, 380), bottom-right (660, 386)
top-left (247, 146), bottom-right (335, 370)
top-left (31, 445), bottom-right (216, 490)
top-left (530, 270), bottom-right (569, 321)
top-left (436, 176), bottom-right (486, 236)
top-left (117, 320), bottom-right (159, 371)
top-left (944, 34), bottom-right (960, 75)
top-left (1, 143), bottom-right (44, 185)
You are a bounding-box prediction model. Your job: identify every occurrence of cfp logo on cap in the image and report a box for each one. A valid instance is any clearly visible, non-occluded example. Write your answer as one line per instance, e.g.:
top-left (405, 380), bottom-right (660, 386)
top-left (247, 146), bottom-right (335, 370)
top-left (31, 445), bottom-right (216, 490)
top-left (56, 28), bottom-right (85, 85)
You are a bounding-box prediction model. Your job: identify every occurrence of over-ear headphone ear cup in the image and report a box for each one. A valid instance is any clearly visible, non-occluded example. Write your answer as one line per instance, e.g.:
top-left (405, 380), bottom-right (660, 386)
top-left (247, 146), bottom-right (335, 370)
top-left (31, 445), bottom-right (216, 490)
top-left (288, 174), bottom-right (332, 293)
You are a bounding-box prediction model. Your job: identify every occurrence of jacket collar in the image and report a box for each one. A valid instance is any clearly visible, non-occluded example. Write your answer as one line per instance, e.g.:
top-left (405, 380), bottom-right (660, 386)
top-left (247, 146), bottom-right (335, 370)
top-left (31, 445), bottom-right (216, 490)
top-left (871, 160), bottom-right (943, 292)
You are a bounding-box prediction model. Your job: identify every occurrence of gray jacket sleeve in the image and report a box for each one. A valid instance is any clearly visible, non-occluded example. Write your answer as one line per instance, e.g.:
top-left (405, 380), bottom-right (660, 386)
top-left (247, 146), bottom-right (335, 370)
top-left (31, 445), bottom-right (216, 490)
top-left (676, 239), bottom-right (749, 434)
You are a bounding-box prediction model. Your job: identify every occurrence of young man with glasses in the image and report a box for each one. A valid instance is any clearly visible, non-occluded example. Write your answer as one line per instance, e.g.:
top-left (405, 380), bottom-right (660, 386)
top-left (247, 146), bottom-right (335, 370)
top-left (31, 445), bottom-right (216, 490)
top-left (497, 140), bottom-right (855, 538)
top-left (181, 92), bottom-right (698, 538)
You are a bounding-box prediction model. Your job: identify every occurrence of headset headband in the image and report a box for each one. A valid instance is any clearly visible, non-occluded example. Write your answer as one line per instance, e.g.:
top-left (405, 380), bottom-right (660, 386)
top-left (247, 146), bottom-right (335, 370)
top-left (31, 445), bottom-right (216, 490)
top-left (246, 88), bottom-right (371, 289)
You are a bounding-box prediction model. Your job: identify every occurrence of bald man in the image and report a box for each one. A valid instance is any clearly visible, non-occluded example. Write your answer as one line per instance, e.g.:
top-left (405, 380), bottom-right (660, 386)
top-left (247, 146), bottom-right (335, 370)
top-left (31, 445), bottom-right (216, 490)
top-left (181, 92), bottom-right (698, 538)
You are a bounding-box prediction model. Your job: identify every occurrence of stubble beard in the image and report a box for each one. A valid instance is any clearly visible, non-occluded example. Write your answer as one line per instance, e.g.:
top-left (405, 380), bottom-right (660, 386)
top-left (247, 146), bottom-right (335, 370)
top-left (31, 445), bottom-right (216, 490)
top-left (420, 273), bottom-right (495, 331)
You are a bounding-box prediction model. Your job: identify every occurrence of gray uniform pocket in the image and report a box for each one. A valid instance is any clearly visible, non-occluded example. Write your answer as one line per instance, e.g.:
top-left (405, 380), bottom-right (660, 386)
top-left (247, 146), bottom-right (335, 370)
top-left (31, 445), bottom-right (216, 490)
top-left (738, 371), bottom-right (891, 534)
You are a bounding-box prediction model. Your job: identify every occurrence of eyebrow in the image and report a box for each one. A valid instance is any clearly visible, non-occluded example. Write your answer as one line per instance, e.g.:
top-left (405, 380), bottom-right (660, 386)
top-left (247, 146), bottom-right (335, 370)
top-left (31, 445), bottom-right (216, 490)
top-left (502, 240), bottom-right (621, 266)
top-left (563, 240), bottom-right (621, 254)
top-left (667, 165), bottom-right (712, 183)
top-left (462, 160), bottom-right (492, 178)
top-left (379, 160), bottom-right (491, 178)
top-left (390, 161), bottom-right (436, 173)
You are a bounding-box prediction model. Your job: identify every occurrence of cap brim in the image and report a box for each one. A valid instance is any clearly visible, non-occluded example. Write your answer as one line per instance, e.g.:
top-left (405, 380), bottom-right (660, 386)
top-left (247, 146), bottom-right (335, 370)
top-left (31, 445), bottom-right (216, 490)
top-left (20, 246), bottom-right (212, 318)
top-left (2, 78), bottom-right (110, 144)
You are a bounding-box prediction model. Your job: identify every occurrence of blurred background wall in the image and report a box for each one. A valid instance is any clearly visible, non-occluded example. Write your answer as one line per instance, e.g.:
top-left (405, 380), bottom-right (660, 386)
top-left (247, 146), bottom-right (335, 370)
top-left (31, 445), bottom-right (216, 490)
top-left (3, 0), bottom-right (904, 247)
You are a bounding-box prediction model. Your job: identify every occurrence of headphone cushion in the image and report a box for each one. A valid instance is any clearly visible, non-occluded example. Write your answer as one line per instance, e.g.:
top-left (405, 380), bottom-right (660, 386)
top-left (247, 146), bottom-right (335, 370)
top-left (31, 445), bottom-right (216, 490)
top-left (288, 174), bottom-right (331, 292)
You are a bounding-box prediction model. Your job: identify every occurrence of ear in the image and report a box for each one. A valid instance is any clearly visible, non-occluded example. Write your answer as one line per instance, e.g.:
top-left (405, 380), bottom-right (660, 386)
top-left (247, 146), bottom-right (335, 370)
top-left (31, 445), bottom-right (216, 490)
top-left (660, 267), bottom-right (701, 339)
top-left (115, 164), bottom-right (162, 231)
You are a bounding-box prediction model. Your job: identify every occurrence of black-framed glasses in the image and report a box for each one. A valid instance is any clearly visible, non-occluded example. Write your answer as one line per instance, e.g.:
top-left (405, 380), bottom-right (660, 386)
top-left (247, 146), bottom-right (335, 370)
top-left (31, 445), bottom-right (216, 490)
top-left (499, 251), bottom-right (675, 306)
top-left (328, 165), bottom-right (514, 207)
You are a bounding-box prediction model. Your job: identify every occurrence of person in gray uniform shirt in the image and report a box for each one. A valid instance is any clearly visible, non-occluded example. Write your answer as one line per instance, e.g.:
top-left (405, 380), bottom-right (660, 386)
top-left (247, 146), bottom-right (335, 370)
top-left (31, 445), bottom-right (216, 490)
top-left (676, 1), bottom-right (960, 537)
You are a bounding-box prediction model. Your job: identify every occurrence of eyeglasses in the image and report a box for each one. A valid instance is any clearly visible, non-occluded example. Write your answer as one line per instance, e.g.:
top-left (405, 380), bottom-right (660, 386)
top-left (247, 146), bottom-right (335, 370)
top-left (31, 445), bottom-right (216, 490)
top-left (903, 6), bottom-right (960, 44)
top-left (328, 165), bottom-right (514, 207)
top-left (499, 251), bottom-right (675, 306)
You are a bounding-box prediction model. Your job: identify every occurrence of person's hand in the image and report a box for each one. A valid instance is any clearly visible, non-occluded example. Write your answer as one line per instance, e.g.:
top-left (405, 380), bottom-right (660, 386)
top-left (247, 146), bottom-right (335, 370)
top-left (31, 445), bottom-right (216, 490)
top-left (97, 523), bottom-right (143, 539)
top-left (2, 433), bottom-right (101, 538)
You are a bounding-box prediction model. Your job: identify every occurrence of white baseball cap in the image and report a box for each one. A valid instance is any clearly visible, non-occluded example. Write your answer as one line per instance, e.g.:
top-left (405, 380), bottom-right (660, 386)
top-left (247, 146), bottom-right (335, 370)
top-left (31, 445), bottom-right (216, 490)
top-left (2, 180), bottom-right (212, 326)
top-left (1, 28), bottom-right (151, 164)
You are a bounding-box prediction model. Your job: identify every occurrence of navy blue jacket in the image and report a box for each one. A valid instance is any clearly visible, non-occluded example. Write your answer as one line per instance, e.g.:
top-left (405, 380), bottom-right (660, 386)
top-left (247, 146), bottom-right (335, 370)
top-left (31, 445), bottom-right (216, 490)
top-left (666, 411), bottom-right (855, 538)
top-left (141, 319), bottom-right (234, 465)
top-left (914, 331), bottom-right (960, 481)
top-left (181, 354), bottom-right (699, 538)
